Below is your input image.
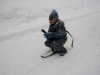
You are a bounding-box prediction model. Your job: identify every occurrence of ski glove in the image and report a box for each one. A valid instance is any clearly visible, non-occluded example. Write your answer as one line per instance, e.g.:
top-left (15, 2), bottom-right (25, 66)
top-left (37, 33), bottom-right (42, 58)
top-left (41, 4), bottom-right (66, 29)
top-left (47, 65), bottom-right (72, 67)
top-left (43, 32), bottom-right (51, 39)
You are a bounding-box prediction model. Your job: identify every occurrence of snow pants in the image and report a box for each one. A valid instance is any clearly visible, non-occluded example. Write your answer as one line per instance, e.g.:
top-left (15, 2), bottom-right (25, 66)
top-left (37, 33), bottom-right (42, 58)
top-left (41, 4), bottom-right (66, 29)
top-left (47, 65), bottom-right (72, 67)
top-left (45, 39), bottom-right (67, 53)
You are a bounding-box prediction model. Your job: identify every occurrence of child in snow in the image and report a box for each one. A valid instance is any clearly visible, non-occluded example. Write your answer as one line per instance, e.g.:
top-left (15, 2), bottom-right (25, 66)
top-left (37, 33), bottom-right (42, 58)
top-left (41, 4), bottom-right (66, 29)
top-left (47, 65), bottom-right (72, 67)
top-left (43, 9), bottom-right (67, 56)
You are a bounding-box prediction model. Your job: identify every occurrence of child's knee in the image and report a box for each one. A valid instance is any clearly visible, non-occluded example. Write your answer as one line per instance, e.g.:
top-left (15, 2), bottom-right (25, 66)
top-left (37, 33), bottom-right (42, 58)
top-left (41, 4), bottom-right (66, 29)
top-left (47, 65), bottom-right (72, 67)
top-left (45, 40), bottom-right (51, 47)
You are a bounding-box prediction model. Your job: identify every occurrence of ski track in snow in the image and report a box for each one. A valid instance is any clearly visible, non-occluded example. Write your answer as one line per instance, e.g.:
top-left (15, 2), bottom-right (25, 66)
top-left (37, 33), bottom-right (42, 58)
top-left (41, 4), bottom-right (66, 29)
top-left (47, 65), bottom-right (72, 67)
top-left (0, 10), bottom-right (100, 42)
top-left (0, 10), bottom-right (100, 75)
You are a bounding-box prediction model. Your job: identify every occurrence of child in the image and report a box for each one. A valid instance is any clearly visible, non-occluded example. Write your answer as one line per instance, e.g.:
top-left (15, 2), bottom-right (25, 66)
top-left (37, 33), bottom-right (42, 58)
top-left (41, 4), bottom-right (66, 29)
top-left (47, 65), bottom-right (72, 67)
top-left (43, 9), bottom-right (67, 56)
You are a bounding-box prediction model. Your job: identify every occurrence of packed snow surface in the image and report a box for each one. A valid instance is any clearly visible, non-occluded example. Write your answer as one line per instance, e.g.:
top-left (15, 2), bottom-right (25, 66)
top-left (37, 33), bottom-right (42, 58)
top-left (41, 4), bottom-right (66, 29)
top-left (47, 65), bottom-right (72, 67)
top-left (0, 0), bottom-right (100, 75)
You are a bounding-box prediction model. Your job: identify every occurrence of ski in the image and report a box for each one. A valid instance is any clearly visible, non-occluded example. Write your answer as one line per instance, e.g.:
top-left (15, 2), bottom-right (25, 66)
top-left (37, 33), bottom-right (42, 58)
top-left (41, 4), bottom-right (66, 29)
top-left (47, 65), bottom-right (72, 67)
top-left (41, 52), bottom-right (56, 58)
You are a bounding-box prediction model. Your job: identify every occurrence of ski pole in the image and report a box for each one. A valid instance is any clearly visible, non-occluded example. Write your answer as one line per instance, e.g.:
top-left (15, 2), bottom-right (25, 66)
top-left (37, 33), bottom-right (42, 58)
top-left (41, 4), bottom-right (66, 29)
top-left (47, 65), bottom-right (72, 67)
top-left (66, 30), bottom-right (74, 47)
top-left (41, 29), bottom-right (46, 33)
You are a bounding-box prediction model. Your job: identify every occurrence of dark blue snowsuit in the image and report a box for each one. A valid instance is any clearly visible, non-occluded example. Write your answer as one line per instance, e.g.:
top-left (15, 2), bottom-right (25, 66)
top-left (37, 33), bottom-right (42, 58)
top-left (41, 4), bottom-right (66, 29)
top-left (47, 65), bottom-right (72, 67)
top-left (45, 20), bottom-right (67, 53)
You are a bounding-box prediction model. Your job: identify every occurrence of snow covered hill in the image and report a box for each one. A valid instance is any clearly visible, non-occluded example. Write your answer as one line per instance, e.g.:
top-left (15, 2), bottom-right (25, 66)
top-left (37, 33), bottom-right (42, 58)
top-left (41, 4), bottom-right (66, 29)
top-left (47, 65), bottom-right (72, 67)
top-left (0, 0), bottom-right (100, 75)
top-left (0, 0), bottom-right (100, 36)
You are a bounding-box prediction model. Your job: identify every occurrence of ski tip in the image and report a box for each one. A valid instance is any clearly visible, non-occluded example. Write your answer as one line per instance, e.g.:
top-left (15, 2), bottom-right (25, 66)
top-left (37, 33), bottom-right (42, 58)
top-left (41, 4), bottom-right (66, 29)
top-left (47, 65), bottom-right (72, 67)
top-left (41, 56), bottom-right (47, 58)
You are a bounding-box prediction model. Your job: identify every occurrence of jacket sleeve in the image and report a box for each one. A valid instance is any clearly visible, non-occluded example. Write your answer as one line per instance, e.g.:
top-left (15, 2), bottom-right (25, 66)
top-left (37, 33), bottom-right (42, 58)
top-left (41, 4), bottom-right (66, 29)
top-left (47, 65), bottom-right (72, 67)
top-left (48, 25), bottom-right (52, 32)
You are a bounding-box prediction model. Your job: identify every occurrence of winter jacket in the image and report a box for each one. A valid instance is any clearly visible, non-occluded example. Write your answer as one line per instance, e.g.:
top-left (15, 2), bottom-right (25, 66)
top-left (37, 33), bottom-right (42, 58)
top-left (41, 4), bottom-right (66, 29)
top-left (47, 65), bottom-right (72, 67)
top-left (48, 20), bottom-right (67, 41)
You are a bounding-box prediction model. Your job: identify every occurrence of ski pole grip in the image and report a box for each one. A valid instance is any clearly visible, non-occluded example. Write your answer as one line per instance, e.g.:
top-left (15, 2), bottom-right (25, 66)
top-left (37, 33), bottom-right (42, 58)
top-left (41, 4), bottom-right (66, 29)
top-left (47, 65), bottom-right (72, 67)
top-left (41, 29), bottom-right (46, 33)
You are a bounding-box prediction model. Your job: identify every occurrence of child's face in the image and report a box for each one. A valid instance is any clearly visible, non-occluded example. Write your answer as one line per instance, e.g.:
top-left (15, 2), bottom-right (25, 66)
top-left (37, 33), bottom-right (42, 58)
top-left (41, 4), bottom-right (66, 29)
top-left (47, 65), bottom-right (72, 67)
top-left (49, 19), bottom-right (56, 24)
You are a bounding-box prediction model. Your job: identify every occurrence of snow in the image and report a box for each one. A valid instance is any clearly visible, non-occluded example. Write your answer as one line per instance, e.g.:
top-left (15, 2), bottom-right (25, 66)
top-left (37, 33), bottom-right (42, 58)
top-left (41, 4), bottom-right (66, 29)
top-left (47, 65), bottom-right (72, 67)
top-left (0, 0), bottom-right (100, 75)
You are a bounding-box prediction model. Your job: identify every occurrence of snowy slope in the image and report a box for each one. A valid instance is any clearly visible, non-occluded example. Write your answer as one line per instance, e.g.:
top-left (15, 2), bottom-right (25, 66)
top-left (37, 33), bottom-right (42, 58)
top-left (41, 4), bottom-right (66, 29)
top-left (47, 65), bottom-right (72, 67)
top-left (0, 0), bottom-right (100, 75)
top-left (0, 0), bottom-right (100, 36)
